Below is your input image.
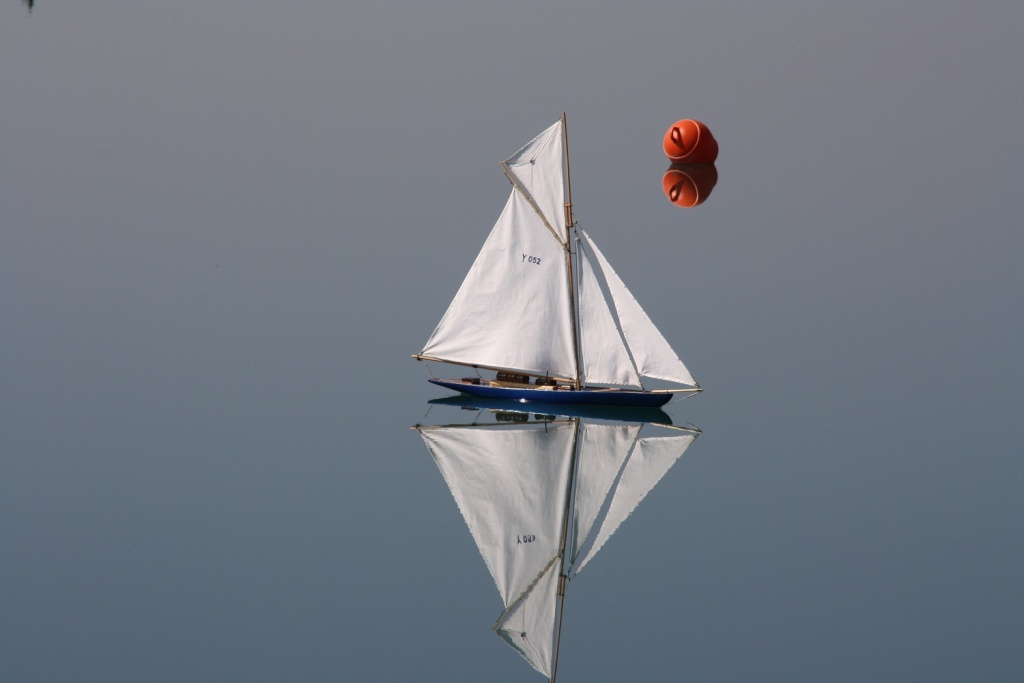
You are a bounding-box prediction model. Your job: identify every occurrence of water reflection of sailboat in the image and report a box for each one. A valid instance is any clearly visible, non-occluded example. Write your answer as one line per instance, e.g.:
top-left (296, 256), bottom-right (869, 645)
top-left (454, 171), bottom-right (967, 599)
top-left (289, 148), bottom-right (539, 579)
top-left (414, 404), bottom-right (699, 681)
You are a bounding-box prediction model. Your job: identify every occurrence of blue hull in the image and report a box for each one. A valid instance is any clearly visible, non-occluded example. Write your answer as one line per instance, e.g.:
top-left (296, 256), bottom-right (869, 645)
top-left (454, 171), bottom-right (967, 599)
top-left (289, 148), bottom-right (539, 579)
top-left (428, 378), bottom-right (673, 408)
top-left (428, 394), bottom-right (675, 425)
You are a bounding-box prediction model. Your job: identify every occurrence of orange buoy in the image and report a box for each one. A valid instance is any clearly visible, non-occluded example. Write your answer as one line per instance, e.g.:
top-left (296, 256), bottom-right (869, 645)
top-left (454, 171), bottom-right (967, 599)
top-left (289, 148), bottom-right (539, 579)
top-left (662, 163), bottom-right (718, 208)
top-left (662, 119), bottom-right (718, 164)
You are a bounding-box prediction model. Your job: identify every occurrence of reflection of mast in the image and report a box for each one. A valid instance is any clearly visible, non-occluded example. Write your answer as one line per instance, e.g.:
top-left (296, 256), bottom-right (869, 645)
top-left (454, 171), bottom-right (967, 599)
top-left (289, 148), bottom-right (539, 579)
top-left (418, 410), bottom-right (699, 682)
top-left (551, 417), bottom-right (582, 683)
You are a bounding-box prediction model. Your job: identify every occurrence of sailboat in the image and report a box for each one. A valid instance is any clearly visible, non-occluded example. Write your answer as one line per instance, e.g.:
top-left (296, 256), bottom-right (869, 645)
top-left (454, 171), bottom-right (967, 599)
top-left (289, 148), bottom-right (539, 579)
top-left (414, 114), bottom-right (701, 408)
top-left (414, 408), bottom-right (699, 681)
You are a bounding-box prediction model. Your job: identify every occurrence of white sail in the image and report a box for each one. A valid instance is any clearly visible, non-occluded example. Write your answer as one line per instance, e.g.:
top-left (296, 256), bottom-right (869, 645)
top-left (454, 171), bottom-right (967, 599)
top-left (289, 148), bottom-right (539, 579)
top-left (501, 119), bottom-right (568, 241)
top-left (581, 230), bottom-right (698, 387)
top-left (567, 422), bottom-right (641, 570)
top-left (577, 247), bottom-right (642, 387)
top-left (570, 430), bottom-right (696, 576)
top-left (418, 423), bottom-right (574, 609)
top-left (494, 559), bottom-right (561, 680)
top-left (419, 189), bottom-right (577, 380)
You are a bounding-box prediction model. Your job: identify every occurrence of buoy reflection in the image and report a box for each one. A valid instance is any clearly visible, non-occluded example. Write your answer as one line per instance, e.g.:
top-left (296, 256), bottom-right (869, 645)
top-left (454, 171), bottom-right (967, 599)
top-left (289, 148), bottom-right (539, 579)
top-left (662, 163), bottom-right (718, 208)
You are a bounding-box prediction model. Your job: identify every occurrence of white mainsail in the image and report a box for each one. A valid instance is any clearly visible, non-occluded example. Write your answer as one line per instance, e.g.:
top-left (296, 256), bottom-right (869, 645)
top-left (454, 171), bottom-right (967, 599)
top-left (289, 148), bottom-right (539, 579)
top-left (419, 119), bottom-right (576, 380)
top-left (581, 229), bottom-right (698, 387)
top-left (419, 189), bottom-right (577, 380)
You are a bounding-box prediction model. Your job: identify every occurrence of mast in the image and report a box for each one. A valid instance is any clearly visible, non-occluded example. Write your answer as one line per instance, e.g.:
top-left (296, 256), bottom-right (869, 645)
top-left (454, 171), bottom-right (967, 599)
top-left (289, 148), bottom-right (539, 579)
top-left (562, 113), bottom-right (583, 390)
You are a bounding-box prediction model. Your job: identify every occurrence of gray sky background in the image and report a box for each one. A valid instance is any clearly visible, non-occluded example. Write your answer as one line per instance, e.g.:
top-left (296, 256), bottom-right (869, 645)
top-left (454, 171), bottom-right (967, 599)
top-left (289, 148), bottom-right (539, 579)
top-left (2, 2), bottom-right (1022, 682)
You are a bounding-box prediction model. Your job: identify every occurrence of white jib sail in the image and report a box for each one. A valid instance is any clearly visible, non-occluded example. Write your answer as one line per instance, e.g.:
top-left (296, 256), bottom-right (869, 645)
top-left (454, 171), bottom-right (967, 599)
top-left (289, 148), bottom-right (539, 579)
top-left (570, 430), bottom-right (696, 577)
top-left (419, 189), bottom-right (576, 380)
top-left (501, 119), bottom-right (568, 241)
top-left (418, 423), bottom-right (574, 610)
top-left (577, 246), bottom-right (642, 387)
top-left (581, 230), bottom-right (698, 387)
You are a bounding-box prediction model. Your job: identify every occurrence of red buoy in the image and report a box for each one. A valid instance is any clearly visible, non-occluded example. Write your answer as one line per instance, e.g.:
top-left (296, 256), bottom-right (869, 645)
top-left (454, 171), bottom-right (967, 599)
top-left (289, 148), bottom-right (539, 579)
top-left (663, 119), bottom-right (718, 164)
top-left (662, 163), bottom-right (718, 208)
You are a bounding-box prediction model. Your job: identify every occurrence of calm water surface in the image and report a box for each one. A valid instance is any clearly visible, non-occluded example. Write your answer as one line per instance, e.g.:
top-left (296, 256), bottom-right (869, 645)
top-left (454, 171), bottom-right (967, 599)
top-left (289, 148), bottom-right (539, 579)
top-left (2, 3), bottom-right (1021, 682)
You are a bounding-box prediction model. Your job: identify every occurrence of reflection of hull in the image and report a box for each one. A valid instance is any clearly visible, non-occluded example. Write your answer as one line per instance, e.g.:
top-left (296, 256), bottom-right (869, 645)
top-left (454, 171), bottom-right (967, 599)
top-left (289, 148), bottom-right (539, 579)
top-left (428, 378), bottom-right (673, 408)
top-left (428, 394), bottom-right (676, 425)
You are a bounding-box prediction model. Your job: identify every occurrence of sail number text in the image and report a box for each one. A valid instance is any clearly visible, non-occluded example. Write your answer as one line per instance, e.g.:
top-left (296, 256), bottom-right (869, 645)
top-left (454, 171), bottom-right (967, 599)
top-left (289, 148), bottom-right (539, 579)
top-left (517, 534), bottom-right (536, 544)
top-left (522, 253), bottom-right (542, 265)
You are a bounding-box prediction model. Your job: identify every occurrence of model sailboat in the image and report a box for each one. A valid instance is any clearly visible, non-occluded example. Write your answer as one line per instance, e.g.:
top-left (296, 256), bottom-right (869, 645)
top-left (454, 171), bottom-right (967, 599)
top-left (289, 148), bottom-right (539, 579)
top-left (415, 409), bottom-right (699, 681)
top-left (414, 115), bottom-right (701, 408)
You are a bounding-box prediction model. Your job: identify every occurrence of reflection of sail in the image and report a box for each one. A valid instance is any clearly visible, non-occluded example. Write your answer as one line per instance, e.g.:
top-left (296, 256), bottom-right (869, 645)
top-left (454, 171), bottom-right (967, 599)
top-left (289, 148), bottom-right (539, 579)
top-left (420, 424), bottom-right (573, 609)
top-left (494, 558), bottom-right (561, 679)
top-left (568, 423), bottom-right (641, 570)
top-left (416, 406), bottom-right (698, 681)
top-left (571, 431), bottom-right (696, 576)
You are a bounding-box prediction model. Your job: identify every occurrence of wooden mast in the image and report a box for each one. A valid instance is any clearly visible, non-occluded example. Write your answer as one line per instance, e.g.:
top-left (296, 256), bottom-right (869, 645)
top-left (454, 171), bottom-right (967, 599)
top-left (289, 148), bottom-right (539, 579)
top-left (562, 112), bottom-right (583, 390)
